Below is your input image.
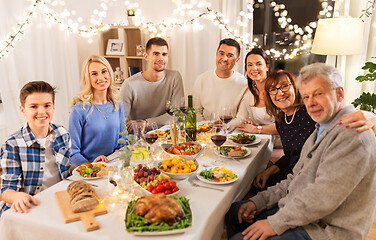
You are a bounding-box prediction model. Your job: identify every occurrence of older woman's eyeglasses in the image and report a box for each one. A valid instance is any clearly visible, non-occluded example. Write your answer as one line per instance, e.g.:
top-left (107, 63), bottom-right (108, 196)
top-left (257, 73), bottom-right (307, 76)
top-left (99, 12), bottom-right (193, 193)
top-left (268, 83), bottom-right (292, 95)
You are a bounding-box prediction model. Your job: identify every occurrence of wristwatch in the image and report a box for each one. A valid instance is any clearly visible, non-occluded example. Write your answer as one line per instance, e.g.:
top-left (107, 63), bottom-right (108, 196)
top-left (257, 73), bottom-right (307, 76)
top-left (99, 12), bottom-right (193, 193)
top-left (257, 125), bottom-right (263, 134)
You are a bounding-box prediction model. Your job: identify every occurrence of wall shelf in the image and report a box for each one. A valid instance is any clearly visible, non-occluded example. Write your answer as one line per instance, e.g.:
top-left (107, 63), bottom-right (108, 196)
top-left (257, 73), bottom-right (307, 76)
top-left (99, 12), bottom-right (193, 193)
top-left (98, 27), bottom-right (144, 80)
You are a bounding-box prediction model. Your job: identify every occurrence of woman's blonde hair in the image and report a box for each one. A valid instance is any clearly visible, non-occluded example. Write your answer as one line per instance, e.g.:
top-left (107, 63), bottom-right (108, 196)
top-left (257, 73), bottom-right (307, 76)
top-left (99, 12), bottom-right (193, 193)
top-left (71, 55), bottom-right (119, 111)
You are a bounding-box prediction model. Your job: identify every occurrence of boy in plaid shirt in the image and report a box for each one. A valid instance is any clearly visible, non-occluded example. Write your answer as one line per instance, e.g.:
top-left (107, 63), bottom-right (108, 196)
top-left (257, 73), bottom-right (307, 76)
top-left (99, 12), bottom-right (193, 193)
top-left (0, 81), bottom-right (71, 216)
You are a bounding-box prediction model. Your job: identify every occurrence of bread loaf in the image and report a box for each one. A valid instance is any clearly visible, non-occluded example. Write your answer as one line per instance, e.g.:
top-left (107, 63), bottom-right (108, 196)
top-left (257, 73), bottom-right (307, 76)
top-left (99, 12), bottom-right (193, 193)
top-left (67, 180), bottom-right (99, 213)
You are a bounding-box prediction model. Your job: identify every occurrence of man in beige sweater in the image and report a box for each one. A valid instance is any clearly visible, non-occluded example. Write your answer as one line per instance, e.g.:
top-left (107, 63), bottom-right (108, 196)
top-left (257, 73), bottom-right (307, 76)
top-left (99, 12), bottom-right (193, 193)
top-left (226, 63), bottom-right (376, 240)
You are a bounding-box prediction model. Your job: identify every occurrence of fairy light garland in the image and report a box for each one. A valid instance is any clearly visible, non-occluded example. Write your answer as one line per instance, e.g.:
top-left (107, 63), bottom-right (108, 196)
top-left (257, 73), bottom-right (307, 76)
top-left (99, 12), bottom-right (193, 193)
top-left (0, 0), bottom-right (39, 59)
top-left (0, 0), bottom-right (341, 61)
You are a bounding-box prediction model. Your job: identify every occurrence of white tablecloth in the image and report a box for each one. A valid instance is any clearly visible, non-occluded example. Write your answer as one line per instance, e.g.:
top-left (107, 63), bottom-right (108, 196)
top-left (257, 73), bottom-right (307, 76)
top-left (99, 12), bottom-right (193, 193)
top-left (0, 135), bottom-right (272, 240)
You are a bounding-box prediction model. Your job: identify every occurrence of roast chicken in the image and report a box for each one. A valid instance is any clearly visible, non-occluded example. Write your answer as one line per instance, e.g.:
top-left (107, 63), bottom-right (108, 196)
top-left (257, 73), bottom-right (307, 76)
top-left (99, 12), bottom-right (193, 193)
top-left (134, 194), bottom-right (183, 225)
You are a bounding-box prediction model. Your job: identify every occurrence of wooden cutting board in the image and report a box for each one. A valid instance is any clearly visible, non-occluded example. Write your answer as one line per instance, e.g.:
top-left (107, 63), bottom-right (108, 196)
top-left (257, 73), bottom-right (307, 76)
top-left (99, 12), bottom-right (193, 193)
top-left (55, 190), bottom-right (108, 232)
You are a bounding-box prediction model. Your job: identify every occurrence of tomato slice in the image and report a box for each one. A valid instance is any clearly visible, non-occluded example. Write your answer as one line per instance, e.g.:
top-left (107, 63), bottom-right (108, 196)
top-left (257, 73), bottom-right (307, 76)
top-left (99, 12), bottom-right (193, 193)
top-left (181, 151), bottom-right (192, 155)
top-left (176, 145), bottom-right (185, 150)
top-left (193, 146), bottom-right (200, 154)
top-left (213, 178), bottom-right (220, 182)
top-left (172, 148), bottom-right (181, 155)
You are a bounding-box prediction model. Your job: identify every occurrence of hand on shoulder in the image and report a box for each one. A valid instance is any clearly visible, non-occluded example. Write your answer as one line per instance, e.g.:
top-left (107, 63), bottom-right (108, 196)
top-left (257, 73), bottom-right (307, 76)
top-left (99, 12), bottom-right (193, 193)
top-left (339, 110), bottom-right (376, 134)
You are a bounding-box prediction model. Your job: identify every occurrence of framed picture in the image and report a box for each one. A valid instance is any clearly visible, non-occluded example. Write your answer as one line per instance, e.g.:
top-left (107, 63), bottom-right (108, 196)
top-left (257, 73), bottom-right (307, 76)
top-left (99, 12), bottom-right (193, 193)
top-left (136, 45), bottom-right (146, 56)
top-left (106, 39), bottom-right (125, 55)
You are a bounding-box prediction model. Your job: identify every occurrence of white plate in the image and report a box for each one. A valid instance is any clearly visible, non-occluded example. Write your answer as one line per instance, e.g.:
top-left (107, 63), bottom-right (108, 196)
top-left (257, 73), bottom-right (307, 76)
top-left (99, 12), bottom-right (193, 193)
top-left (228, 134), bottom-right (261, 147)
top-left (131, 226), bottom-right (192, 236)
top-left (196, 168), bottom-right (239, 185)
top-left (72, 163), bottom-right (109, 180)
top-left (214, 146), bottom-right (251, 159)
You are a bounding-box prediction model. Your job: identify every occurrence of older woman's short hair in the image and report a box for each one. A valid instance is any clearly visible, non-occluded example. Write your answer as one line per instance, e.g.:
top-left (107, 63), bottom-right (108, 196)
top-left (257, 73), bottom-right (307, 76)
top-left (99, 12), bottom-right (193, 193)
top-left (297, 63), bottom-right (343, 91)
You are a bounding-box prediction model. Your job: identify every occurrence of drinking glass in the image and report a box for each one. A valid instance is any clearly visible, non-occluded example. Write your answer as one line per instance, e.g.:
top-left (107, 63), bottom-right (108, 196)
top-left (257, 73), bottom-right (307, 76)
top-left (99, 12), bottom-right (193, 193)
top-left (165, 100), bottom-right (174, 116)
top-left (143, 121), bottom-right (159, 145)
top-left (131, 120), bottom-right (147, 145)
top-left (219, 107), bottom-right (233, 135)
top-left (210, 123), bottom-right (226, 164)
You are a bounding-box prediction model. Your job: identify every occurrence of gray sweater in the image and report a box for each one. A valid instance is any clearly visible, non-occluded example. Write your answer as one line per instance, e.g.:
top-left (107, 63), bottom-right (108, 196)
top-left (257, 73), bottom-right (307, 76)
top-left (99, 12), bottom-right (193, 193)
top-left (250, 106), bottom-right (376, 240)
top-left (119, 69), bottom-right (184, 127)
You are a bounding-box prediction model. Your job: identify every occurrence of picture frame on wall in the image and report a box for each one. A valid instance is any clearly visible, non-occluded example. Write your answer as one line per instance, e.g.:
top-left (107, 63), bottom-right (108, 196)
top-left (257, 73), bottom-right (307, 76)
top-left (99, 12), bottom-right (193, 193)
top-left (136, 45), bottom-right (145, 56)
top-left (106, 39), bottom-right (125, 55)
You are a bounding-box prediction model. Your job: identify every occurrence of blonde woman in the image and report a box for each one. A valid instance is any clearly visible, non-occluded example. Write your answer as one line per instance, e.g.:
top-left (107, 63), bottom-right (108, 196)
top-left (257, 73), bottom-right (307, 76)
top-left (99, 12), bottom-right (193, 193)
top-left (69, 55), bottom-right (125, 166)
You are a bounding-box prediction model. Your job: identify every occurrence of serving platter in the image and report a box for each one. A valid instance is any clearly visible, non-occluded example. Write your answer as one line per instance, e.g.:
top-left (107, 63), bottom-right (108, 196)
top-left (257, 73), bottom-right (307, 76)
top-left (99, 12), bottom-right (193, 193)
top-left (125, 196), bottom-right (192, 235)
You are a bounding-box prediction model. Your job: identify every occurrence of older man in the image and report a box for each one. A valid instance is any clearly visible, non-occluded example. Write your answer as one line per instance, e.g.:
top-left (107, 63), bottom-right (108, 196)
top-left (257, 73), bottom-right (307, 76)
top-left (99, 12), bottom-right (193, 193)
top-left (226, 63), bottom-right (376, 240)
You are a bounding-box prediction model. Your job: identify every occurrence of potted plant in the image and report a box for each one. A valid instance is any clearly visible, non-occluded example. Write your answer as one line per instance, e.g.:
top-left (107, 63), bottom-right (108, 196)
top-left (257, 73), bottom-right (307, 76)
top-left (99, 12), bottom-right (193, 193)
top-left (352, 58), bottom-right (376, 113)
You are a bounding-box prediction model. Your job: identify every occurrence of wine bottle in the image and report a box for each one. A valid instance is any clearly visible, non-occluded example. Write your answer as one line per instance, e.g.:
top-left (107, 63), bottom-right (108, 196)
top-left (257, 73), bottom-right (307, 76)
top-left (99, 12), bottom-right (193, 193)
top-left (185, 95), bottom-right (196, 141)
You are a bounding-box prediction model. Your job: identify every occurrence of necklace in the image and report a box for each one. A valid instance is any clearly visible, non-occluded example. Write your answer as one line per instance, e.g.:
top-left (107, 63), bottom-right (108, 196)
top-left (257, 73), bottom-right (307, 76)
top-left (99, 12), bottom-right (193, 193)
top-left (94, 102), bottom-right (109, 120)
top-left (284, 108), bottom-right (297, 125)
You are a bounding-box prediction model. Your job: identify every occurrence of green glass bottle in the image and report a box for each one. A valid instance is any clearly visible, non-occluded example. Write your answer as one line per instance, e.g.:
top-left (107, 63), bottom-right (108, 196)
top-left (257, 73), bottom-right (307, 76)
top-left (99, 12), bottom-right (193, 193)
top-left (185, 95), bottom-right (196, 141)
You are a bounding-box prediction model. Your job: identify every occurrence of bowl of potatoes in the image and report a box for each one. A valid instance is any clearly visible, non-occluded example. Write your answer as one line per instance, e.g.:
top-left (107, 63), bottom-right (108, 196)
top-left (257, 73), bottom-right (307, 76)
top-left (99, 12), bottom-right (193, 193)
top-left (157, 156), bottom-right (199, 180)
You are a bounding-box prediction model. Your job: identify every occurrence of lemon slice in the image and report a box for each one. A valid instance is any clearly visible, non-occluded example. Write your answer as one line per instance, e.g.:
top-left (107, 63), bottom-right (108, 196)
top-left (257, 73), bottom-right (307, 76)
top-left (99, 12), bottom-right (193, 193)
top-left (132, 147), bottom-right (149, 161)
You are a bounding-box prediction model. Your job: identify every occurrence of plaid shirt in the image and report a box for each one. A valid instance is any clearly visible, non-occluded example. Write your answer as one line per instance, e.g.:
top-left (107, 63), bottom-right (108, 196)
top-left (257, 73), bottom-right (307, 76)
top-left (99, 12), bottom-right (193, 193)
top-left (0, 123), bottom-right (71, 216)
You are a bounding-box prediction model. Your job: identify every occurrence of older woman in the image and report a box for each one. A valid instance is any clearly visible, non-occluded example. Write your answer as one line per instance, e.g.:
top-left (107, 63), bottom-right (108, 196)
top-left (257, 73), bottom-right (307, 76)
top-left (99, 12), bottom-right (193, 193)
top-left (68, 55), bottom-right (125, 166)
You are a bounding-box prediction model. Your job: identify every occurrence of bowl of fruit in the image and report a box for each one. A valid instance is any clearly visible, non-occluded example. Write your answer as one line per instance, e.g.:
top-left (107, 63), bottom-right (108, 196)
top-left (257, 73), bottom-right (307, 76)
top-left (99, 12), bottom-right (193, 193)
top-left (158, 156), bottom-right (199, 180)
top-left (161, 142), bottom-right (205, 160)
top-left (133, 164), bottom-right (180, 196)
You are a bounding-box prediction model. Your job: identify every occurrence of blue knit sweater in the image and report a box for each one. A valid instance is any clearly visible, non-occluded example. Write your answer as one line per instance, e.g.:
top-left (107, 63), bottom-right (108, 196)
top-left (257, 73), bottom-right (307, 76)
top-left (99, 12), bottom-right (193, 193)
top-left (68, 101), bottom-right (125, 165)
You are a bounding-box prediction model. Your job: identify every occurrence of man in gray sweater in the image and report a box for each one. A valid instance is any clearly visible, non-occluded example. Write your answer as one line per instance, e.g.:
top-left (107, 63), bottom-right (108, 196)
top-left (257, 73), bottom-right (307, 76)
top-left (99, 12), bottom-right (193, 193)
top-left (120, 37), bottom-right (184, 128)
top-left (226, 63), bottom-right (376, 240)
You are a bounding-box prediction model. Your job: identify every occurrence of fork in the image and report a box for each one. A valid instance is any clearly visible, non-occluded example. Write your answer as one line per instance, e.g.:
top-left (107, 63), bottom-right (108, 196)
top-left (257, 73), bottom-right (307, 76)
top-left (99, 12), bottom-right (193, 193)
top-left (188, 177), bottom-right (224, 192)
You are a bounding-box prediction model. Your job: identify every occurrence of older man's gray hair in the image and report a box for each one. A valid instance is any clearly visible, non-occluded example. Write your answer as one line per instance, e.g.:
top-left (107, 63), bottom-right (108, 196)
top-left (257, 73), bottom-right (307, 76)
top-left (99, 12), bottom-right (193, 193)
top-left (297, 63), bottom-right (343, 91)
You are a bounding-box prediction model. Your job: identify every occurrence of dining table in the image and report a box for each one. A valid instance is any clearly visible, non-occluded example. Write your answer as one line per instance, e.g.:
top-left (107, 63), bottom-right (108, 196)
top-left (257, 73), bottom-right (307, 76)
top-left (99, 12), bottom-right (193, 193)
top-left (0, 133), bottom-right (273, 240)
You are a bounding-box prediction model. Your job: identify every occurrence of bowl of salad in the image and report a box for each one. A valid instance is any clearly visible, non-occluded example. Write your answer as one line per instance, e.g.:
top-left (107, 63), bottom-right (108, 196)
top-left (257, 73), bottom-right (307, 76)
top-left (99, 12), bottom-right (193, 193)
top-left (161, 142), bottom-right (205, 160)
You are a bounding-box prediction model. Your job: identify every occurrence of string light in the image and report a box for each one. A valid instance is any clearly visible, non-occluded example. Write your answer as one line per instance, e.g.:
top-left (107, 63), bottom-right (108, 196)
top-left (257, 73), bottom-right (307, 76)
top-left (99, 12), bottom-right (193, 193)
top-left (0, 0), bottom-right (335, 60)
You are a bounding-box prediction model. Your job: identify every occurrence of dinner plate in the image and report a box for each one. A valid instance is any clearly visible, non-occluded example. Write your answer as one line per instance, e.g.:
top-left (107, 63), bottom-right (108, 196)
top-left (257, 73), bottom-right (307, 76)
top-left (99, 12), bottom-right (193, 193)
top-left (72, 163), bottom-right (109, 180)
top-left (214, 146), bottom-right (251, 159)
top-left (228, 134), bottom-right (261, 147)
top-left (196, 168), bottom-right (239, 185)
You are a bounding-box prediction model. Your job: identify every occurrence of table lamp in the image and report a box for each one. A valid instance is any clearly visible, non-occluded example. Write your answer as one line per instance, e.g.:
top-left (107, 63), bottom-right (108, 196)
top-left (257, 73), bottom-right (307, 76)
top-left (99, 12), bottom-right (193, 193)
top-left (311, 18), bottom-right (364, 67)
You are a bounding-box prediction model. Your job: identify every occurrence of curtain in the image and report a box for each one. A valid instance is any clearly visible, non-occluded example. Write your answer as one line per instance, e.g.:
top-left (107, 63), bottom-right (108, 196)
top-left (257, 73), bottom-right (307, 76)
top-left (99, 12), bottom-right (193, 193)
top-left (0, 1), bottom-right (80, 143)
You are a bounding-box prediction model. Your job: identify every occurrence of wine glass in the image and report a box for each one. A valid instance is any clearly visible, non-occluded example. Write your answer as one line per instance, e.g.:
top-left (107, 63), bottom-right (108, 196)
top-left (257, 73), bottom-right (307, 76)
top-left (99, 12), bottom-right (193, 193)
top-left (142, 121), bottom-right (159, 167)
top-left (211, 123), bottom-right (226, 165)
top-left (165, 100), bottom-right (174, 116)
top-left (219, 107), bottom-right (233, 135)
top-left (143, 121), bottom-right (159, 145)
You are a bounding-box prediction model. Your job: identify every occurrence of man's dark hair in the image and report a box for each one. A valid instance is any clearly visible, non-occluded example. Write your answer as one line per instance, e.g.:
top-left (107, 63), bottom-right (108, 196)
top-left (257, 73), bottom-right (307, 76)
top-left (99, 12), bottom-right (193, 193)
top-left (217, 38), bottom-right (241, 57)
top-left (19, 81), bottom-right (56, 106)
top-left (146, 37), bottom-right (169, 53)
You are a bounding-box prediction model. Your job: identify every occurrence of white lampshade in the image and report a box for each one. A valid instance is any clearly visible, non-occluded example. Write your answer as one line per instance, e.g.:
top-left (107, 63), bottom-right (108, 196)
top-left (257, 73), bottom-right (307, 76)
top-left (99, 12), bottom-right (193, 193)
top-left (311, 18), bottom-right (364, 55)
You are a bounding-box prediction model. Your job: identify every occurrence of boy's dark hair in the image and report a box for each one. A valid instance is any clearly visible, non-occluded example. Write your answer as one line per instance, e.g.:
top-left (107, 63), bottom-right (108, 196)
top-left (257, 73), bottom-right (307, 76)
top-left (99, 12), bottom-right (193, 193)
top-left (217, 38), bottom-right (241, 57)
top-left (19, 81), bottom-right (56, 106)
top-left (146, 37), bottom-right (169, 53)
